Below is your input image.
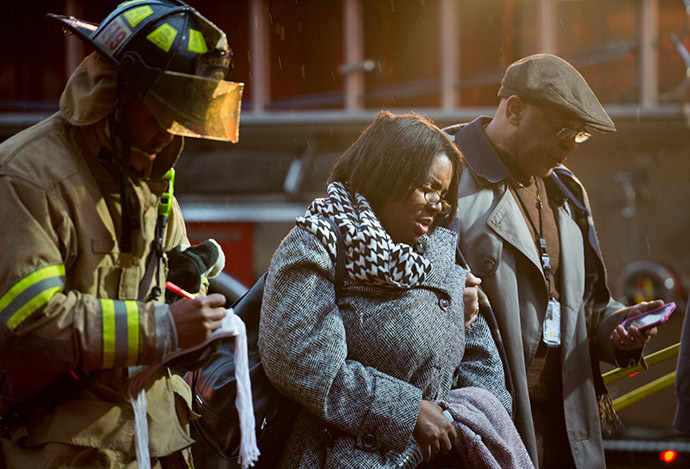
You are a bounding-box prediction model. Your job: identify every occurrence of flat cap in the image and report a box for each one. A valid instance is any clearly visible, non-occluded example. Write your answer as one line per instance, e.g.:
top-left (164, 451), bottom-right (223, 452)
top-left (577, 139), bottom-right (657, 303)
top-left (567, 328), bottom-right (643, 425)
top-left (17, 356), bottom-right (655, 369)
top-left (498, 54), bottom-right (616, 133)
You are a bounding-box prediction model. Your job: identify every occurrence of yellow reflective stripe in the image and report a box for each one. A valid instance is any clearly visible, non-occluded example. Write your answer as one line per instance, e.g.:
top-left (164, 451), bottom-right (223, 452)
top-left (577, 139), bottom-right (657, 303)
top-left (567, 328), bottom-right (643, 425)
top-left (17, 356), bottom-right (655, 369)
top-left (6, 286), bottom-right (63, 331)
top-left (123, 5), bottom-right (153, 27)
top-left (125, 301), bottom-right (140, 366)
top-left (101, 299), bottom-right (141, 368)
top-left (1, 265), bottom-right (65, 331)
top-left (102, 299), bottom-right (117, 369)
top-left (0, 265), bottom-right (65, 312)
top-left (147, 24), bottom-right (178, 53)
top-left (188, 29), bottom-right (208, 54)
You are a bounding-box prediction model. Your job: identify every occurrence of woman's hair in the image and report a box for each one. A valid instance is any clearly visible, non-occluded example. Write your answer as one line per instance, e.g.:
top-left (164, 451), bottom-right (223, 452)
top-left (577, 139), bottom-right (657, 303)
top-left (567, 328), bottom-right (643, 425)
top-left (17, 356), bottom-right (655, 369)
top-left (328, 110), bottom-right (463, 227)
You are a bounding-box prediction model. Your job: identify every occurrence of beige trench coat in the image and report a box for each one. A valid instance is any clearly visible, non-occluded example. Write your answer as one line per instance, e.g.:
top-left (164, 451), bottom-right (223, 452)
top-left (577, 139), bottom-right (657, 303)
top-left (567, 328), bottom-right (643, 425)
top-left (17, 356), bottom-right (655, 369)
top-left (448, 118), bottom-right (629, 468)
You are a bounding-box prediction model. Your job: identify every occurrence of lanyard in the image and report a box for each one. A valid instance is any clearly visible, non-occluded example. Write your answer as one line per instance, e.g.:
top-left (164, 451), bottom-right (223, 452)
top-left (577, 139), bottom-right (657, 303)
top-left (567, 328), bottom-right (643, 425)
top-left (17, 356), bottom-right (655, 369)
top-left (512, 179), bottom-right (553, 298)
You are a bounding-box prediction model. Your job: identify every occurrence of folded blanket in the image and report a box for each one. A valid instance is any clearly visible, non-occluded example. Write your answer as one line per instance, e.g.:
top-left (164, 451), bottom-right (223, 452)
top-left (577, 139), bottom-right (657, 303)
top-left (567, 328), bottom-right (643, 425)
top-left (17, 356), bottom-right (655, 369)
top-left (437, 387), bottom-right (534, 469)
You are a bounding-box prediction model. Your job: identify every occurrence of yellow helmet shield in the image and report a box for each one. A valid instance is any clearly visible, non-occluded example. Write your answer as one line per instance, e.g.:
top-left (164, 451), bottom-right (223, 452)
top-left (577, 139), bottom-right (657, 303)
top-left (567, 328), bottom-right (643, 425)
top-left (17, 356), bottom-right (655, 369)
top-left (143, 70), bottom-right (244, 143)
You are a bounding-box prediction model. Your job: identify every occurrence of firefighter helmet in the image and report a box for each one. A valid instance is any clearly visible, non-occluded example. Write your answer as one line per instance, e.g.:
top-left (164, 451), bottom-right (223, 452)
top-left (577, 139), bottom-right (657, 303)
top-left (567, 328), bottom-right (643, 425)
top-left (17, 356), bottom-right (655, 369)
top-left (47, 0), bottom-right (243, 142)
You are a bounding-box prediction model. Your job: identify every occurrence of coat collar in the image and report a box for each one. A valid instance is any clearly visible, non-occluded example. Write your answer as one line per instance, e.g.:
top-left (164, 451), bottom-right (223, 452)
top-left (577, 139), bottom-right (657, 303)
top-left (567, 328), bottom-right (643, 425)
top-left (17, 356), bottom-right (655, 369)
top-left (419, 227), bottom-right (464, 292)
top-left (446, 117), bottom-right (511, 184)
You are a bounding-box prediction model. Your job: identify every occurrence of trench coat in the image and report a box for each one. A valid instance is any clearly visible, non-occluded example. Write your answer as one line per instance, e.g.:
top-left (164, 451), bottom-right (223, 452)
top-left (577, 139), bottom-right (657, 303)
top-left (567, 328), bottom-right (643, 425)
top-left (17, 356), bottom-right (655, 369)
top-left (258, 225), bottom-right (467, 468)
top-left (445, 117), bottom-right (632, 468)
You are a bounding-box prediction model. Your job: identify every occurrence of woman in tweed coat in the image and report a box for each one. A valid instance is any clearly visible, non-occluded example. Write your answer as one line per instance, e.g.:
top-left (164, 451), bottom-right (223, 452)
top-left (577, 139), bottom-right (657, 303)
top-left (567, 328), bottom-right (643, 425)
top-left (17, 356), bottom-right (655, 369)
top-left (259, 111), bottom-right (490, 468)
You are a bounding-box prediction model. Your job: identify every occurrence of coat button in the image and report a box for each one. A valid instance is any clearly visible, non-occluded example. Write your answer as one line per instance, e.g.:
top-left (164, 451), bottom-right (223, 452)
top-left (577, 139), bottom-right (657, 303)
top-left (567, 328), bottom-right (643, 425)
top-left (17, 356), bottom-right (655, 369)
top-left (439, 298), bottom-right (450, 311)
top-left (362, 433), bottom-right (377, 450)
top-left (482, 258), bottom-right (496, 273)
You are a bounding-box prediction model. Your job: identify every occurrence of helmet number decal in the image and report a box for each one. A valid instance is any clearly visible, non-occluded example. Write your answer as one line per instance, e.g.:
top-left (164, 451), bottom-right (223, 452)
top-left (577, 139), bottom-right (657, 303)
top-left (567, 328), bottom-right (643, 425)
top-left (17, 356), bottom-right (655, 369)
top-left (97, 16), bottom-right (132, 55)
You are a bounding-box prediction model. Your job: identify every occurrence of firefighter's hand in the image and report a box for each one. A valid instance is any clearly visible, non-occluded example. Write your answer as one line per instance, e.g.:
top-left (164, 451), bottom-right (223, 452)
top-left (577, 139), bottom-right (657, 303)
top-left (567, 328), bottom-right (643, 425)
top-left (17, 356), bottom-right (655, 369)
top-left (463, 272), bottom-right (481, 327)
top-left (413, 400), bottom-right (456, 462)
top-left (169, 293), bottom-right (227, 349)
top-left (611, 299), bottom-right (663, 351)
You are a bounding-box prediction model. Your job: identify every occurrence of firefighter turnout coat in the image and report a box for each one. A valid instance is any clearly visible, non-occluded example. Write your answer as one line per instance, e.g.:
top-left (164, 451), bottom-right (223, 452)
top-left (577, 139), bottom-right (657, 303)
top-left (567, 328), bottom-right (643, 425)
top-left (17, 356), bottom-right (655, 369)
top-left (0, 53), bottom-right (196, 464)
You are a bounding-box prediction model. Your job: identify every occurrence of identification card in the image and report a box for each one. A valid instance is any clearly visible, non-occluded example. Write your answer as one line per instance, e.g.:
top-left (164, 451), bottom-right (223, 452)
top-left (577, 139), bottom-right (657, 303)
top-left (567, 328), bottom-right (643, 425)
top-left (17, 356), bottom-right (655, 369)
top-left (542, 299), bottom-right (561, 347)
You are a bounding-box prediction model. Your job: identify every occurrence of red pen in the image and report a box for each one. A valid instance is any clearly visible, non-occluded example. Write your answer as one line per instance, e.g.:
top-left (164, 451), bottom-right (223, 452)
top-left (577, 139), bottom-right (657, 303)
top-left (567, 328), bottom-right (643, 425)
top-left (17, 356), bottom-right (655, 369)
top-left (165, 281), bottom-right (195, 299)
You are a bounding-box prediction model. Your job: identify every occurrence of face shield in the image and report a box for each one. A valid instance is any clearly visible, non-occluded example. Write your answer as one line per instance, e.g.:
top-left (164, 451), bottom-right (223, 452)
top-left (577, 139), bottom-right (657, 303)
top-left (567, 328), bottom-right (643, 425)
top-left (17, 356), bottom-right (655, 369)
top-left (142, 70), bottom-right (244, 143)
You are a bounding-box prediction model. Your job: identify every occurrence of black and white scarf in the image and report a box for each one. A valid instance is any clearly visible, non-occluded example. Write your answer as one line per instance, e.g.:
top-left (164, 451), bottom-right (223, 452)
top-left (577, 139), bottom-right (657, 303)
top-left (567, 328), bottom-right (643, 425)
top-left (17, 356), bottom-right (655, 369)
top-left (296, 182), bottom-right (431, 288)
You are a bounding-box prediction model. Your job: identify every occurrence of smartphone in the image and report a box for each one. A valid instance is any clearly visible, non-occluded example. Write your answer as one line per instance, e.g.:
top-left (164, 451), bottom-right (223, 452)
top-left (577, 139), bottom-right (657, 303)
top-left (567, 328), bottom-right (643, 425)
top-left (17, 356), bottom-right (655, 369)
top-left (612, 302), bottom-right (676, 337)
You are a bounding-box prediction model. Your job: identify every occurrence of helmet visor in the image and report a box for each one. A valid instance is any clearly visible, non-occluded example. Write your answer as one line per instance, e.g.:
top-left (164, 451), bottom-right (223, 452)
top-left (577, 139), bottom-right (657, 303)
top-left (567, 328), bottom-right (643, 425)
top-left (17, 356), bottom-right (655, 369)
top-left (143, 71), bottom-right (244, 143)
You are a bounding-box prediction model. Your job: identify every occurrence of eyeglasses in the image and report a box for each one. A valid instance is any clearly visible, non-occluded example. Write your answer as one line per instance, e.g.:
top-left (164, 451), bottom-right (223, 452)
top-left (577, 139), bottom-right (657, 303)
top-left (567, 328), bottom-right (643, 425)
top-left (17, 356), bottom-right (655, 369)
top-left (540, 105), bottom-right (591, 144)
top-left (420, 185), bottom-right (452, 215)
top-left (556, 127), bottom-right (591, 144)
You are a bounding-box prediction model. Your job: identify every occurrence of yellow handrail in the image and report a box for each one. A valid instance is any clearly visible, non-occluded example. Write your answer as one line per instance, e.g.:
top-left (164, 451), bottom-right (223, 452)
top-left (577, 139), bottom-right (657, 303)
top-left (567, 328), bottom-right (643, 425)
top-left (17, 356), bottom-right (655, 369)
top-left (612, 372), bottom-right (677, 411)
top-left (602, 343), bottom-right (680, 385)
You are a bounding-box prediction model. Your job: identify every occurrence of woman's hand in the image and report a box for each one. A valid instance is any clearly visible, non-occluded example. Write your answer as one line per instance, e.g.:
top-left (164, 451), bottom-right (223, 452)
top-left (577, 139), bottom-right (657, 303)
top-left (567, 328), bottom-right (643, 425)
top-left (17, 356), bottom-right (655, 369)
top-left (463, 272), bottom-right (481, 327)
top-left (413, 400), bottom-right (456, 462)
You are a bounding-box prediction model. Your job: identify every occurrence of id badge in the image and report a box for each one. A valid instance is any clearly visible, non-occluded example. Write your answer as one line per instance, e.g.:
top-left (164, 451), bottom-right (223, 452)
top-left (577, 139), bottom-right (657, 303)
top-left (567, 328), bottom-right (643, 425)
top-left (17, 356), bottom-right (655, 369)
top-left (542, 299), bottom-right (561, 347)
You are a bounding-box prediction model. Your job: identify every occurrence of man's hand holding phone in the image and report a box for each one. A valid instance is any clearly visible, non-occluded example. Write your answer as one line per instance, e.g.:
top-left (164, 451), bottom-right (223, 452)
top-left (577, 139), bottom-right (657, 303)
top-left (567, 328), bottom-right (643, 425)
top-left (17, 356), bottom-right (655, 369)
top-left (610, 299), bottom-right (667, 351)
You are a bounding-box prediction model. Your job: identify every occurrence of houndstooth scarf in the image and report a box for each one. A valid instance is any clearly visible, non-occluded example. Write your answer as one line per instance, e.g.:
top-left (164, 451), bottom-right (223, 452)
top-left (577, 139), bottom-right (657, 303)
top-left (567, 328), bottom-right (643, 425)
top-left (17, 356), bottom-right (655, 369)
top-left (296, 182), bottom-right (431, 289)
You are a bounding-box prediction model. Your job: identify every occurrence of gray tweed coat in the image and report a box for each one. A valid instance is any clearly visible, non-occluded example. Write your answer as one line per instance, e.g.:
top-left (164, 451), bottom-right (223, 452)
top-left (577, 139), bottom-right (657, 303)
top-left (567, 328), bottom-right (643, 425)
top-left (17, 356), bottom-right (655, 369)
top-left (258, 226), bottom-right (467, 468)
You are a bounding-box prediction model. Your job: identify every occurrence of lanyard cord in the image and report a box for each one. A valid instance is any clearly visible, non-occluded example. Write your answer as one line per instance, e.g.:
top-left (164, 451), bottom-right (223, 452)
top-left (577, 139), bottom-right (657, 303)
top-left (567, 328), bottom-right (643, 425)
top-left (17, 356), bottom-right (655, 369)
top-left (512, 179), bottom-right (553, 296)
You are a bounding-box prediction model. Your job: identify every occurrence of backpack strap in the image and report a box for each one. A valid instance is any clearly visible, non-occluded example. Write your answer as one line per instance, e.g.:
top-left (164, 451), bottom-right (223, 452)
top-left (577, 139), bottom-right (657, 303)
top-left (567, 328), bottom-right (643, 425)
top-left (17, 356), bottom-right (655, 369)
top-left (323, 217), bottom-right (345, 300)
top-left (549, 169), bottom-right (602, 257)
top-left (548, 168), bottom-right (610, 308)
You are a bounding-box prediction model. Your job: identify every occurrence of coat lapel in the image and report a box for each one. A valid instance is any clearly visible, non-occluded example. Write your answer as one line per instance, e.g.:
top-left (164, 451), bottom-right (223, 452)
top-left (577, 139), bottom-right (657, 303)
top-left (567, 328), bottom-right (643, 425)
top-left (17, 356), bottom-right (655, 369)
top-left (487, 189), bottom-right (542, 273)
top-left (419, 228), bottom-right (462, 293)
top-left (451, 118), bottom-right (544, 276)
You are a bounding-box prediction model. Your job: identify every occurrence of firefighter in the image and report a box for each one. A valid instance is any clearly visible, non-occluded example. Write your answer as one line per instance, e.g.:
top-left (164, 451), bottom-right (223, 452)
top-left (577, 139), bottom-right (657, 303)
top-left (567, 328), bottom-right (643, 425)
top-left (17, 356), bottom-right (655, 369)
top-left (0, 1), bottom-right (243, 467)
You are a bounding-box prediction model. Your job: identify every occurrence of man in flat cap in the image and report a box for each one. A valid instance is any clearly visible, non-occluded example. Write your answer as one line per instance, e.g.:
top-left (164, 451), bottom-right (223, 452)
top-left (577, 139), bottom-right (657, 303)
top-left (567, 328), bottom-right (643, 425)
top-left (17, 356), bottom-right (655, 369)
top-left (444, 54), bottom-right (662, 468)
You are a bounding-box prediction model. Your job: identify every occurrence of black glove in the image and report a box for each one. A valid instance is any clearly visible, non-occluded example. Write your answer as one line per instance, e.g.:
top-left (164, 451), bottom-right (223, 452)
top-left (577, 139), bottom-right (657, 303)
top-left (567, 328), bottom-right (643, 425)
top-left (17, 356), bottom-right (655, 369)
top-left (166, 239), bottom-right (225, 302)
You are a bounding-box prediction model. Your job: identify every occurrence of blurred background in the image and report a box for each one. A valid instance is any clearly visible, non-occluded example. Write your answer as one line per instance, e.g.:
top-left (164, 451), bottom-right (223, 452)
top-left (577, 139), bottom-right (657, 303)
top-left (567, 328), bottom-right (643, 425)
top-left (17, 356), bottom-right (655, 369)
top-left (2, 0), bottom-right (690, 466)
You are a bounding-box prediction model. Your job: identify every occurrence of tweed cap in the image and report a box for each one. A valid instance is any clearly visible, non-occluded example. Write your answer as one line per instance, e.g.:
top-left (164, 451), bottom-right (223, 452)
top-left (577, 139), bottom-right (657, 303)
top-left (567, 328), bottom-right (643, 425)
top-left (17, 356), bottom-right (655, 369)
top-left (498, 54), bottom-right (616, 133)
